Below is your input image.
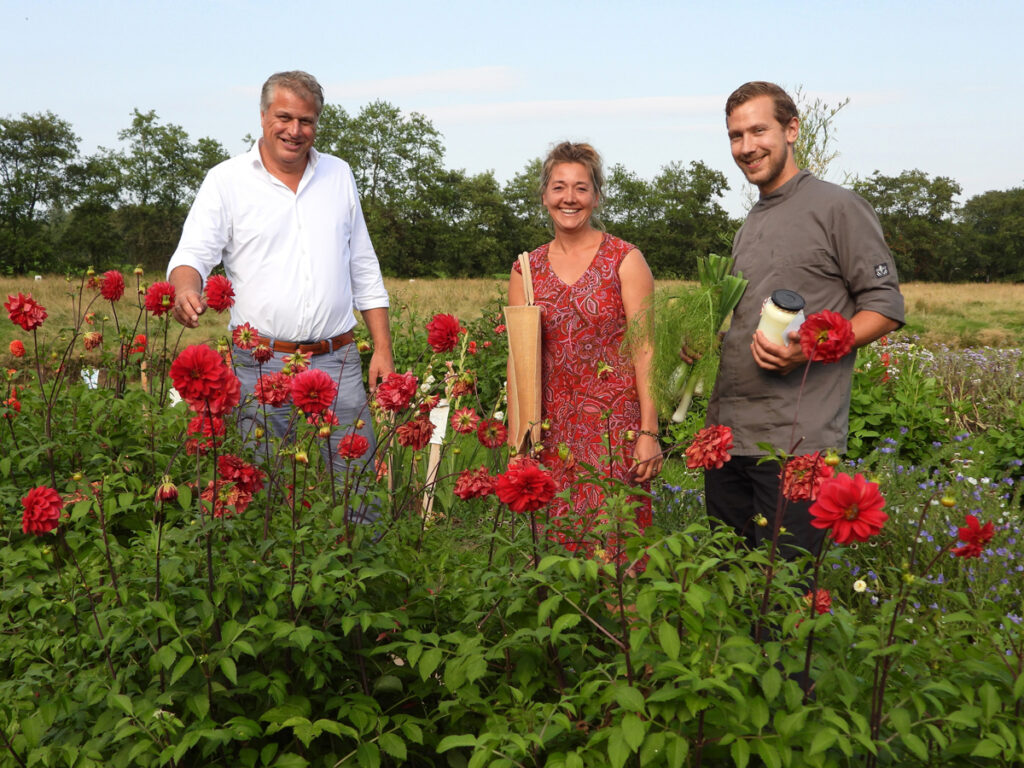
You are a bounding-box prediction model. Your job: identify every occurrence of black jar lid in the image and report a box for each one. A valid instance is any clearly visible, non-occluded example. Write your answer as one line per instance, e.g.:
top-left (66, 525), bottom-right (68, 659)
top-left (771, 289), bottom-right (805, 312)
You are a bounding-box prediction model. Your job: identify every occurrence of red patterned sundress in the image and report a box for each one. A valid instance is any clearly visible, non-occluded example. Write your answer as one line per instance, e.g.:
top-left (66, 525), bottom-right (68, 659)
top-left (513, 233), bottom-right (653, 558)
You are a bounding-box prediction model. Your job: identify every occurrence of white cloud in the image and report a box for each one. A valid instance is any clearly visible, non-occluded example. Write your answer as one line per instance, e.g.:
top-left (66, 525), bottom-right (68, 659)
top-left (327, 67), bottom-right (522, 100)
top-left (422, 95), bottom-right (722, 125)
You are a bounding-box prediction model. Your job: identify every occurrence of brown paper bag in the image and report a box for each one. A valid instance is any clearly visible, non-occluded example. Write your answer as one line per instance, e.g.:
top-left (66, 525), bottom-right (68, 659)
top-left (504, 252), bottom-right (543, 454)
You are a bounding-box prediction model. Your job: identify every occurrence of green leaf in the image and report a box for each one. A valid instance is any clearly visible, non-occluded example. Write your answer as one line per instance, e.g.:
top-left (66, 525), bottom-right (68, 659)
top-left (170, 655), bottom-right (193, 685)
top-left (730, 739), bottom-right (750, 768)
top-left (552, 613), bottom-right (581, 639)
top-left (808, 728), bottom-right (837, 756)
top-left (621, 713), bottom-right (644, 752)
top-left (666, 733), bottom-right (688, 768)
top-left (219, 656), bottom-right (238, 685)
top-left (19, 712), bottom-right (45, 749)
top-left (108, 693), bottom-right (134, 716)
top-left (761, 666), bottom-right (782, 703)
top-left (969, 739), bottom-right (1003, 758)
top-left (900, 733), bottom-right (929, 761)
top-left (1013, 673), bottom-right (1024, 702)
top-left (889, 706), bottom-right (911, 736)
top-left (437, 734), bottom-right (478, 752)
top-left (380, 732), bottom-right (407, 760)
top-left (272, 753), bottom-right (310, 768)
top-left (419, 647), bottom-right (443, 681)
top-left (658, 621), bottom-right (680, 661)
top-left (614, 684), bottom-right (645, 712)
top-left (607, 728), bottom-right (630, 768)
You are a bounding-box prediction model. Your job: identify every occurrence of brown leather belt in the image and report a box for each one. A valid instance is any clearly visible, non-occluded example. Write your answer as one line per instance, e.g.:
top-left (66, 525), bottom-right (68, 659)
top-left (256, 330), bottom-right (354, 356)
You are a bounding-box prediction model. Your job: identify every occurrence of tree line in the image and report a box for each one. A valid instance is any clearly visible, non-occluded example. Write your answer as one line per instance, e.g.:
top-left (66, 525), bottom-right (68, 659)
top-left (2, 104), bottom-right (1022, 281)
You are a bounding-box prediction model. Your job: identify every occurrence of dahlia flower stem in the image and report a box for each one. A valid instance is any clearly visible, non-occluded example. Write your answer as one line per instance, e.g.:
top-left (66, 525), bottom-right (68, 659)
top-left (59, 531), bottom-right (117, 681)
top-left (29, 327), bottom-right (57, 489)
top-left (93, 478), bottom-right (124, 608)
top-left (0, 726), bottom-right (29, 768)
top-left (788, 352), bottom-right (816, 454)
top-left (801, 536), bottom-right (830, 703)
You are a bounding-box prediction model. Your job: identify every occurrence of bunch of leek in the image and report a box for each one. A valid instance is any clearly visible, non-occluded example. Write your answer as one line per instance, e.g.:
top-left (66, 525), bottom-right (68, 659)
top-left (647, 253), bottom-right (748, 423)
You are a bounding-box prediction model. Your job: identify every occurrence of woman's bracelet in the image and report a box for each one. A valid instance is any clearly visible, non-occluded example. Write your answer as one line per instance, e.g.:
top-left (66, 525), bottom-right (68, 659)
top-left (638, 429), bottom-right (660, 440)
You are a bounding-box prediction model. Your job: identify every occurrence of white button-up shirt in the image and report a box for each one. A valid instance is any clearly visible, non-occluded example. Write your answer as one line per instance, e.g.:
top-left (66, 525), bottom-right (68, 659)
top-left (168, 143), bottom-right (389, 342)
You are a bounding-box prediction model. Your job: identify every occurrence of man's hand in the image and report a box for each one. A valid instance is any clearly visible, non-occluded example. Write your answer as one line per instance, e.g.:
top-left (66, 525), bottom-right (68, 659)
top-left (367, 349), bottom-right (395, 392)
top-left (169, 266), bottom-right (206, 328)
top-left (173, 289), bottom-right (207, 328)
top-left (750, 329), bottom-right (807, 374)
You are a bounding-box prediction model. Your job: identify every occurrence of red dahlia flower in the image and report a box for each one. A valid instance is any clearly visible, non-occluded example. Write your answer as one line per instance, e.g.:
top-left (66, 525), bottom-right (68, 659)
top-left (809, 472), bottom-right (887, 545)
top-left (21, 485), bottom-right (64, 535)
top-left (376, 372), bottom-right (418, 412)
top-left (282, 351), bottom-right (311, 374)
top-left (232, 322), bottom-right (259, 350)
top-left (338, 433), bottom-right (370, 460)
top-left (218, 454), bottom-right (265, 495)
top-left (477, 418), bottom-right (507, 449)
top-left (454, 466), bottom-right (497, 500)
top-left (5, 292), bottom-right (47, 331)
top-left (130, 334), bottom-right (147, 355)
top-left (9, 340), bottom-right (25, 358)
top-left (782, 452), bottom-right (834, 501)
top-left (804, 589), bottom-right (832, 615)
top-left (201, 480), bottom-right (252, 517)
top-left (450, 407), bottom-right (479, 434)
top-left (144, 282), bottom-right (176, 316)
top-left (396, 414), bottom-right (434, 450)
top-left (100, 270), bottom-right (125, 302)
top-left (289, 368), bottom-right (337, 414)
top-left (255, 371), bottom-right (291, 407)
top-left (204, 274), bottom-right (235, 312)
top-left (82, 331), bottom-right (102, 354)
top-left (170, 344), bottom-right (231, 408)
top-left (684, 424), bottom-right (733, 470)
top-left (252, 343), bottom-right (273, 364)
top-left (952, 514), bottom-right (994, 558)
top-left (799, 310), bottom-right (855, 364)
top-left (426, 313), bottom-right (464, 353)
top-left (496, 459), bottom-right (557, 513)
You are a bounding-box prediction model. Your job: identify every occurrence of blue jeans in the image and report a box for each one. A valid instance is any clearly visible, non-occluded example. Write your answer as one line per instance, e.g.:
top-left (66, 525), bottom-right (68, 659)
top-left (232, 342), bottom-right (379, 522)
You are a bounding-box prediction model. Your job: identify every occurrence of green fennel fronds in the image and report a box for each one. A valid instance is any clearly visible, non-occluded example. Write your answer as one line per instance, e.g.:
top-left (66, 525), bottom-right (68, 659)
top-left (637, 253), bottom-right (748, 422)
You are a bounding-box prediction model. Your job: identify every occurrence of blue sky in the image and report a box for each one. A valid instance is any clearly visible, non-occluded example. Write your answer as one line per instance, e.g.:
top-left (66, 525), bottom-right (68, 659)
top-left (3, 0), bottom-right (1020, 217)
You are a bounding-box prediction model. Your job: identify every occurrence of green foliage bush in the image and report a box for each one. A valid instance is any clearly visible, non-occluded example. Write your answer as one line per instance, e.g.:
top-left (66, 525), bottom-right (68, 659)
top-left (2, 279), bottom-right (1023, 767)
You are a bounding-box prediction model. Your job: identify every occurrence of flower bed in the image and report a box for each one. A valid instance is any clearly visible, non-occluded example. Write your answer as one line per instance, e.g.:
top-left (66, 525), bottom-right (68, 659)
top-left (1, 273), bottom-right (1022, 766)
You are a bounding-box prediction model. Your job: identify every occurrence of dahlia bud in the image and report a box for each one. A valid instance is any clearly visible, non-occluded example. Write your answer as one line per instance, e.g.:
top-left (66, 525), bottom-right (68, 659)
top-left (294, 450), bottom-right (309, 465)
top-left (623, 429), bottom-right (637, 442)
top-left (254, 427), bottom-right (264, 439)
top-left (72, 472), bottom-right (83, 481)
top-left (86, 266), bottom-right (95, 277)
top-left (940, 495), bottom-right (956, 508)
top-left (133, 265), bottom-right (144, 276)
top-left (754, 514), bottom-right (768, 527)
top-left (155, 475), bottom-right (178, 502)
top-left (357, 340), bottom-right (372, 353)
top-left (823, 450), bottom-right (841, 467)
top-left (541, 419), bottom-right (551, 431)
top-left (318, 425), bottom-right (332, 439)
top-left (557, 442), bottom-right (571, 462)
top-left (354, 418), bottom-right (366, 430)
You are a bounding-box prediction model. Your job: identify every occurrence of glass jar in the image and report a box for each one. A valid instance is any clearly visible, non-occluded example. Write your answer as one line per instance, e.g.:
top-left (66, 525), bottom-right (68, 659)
top-left (756, 289), bottom-right (805, 346)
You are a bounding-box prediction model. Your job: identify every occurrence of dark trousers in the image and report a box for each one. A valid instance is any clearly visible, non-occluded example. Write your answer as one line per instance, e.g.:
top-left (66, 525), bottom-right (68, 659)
top-left (705, 456), bottom-right (825, 559)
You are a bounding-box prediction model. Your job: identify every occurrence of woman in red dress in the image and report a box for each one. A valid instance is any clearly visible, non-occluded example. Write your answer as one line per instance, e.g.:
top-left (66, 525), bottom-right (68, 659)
top-left (507, 142), bottom-right (660, 558)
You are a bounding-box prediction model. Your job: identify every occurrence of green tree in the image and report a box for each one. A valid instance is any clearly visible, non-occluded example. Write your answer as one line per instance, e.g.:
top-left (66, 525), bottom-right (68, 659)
top-left (0, 111), bottom-right (79, 273)
top-left (854, 169), bottom-right (963, 280)
top-left (501, 158), bottom-right (549, 255)
top-left (107, 109), bottom-right (228, 269)
top-left (792, 86), bottom-right (851, 183)
top-left (644, 161), bottom-right (734, 277)
top-left (959, 186), bottom-right (1024, 281)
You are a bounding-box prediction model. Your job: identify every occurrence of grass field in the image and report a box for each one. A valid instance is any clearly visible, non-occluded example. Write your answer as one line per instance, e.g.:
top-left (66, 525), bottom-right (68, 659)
top-left (3, 274), bottom-right (1023, 356)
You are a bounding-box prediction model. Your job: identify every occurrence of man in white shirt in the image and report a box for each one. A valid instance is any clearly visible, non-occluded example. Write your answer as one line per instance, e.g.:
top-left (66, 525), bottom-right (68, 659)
top-left (168, 71), bottom-right (393, 507)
